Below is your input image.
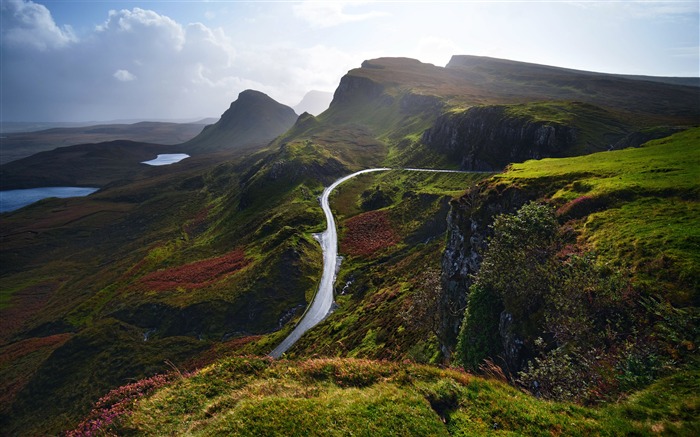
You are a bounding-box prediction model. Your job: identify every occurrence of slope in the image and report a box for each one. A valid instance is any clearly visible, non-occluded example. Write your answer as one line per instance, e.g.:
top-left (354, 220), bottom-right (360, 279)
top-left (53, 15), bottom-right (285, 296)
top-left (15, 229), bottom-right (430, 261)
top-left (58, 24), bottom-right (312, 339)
top-left (0, 121), bottom-right (207, 165)
top-left (1, 55), bottom-right (698, 435)
top-left (275, 56), bottom-right (699, 171)
top-left (182, 89), bottom-right (298, 154)
top-left (70, 356), bottom-right (699, 436)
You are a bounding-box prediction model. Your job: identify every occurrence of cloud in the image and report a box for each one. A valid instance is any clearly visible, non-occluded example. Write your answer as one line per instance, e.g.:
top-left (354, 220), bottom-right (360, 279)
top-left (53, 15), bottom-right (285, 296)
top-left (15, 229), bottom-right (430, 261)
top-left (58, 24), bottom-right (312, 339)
top-left (293, 1), bottom-right (388, 28)
top-left (113, 69), bottom-right (136, 81)
top-left (1, 2), bottom-right (247, 121)
top-left (0, 0), bottom-right (76, 50)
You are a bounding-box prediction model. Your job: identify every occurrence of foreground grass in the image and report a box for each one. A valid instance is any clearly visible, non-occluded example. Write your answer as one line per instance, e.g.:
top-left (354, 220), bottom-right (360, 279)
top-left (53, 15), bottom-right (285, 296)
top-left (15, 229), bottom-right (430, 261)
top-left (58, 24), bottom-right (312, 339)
top-left (76, 356), bottom-right (698, 436)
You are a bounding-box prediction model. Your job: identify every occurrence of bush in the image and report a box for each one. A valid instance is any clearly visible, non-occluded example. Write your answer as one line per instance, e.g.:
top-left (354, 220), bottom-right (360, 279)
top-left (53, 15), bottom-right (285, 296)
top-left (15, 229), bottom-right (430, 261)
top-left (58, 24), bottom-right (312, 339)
top-left (454, 284), bottom-right (503, 372)
top-left (455, 201), bottom-right (683, 403)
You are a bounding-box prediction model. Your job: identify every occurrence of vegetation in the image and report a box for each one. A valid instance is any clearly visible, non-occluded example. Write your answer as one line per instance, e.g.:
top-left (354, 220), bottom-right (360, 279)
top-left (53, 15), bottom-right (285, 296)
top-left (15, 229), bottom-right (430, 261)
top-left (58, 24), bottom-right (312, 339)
top-left (287, 170), bottom-right (487, 362)
top-left (68, 356), bottom-right (699, 436)
top-left (1, 56), bottom-right (698, 435)
top-left (455, 128), bottom-right (699, 404)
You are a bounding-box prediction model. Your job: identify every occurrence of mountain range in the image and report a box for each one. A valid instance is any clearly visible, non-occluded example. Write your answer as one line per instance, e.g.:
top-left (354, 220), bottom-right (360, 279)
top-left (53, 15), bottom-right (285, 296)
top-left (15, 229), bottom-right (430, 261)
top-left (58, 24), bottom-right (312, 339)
top-left (0, 55), bottom-right (698, 435)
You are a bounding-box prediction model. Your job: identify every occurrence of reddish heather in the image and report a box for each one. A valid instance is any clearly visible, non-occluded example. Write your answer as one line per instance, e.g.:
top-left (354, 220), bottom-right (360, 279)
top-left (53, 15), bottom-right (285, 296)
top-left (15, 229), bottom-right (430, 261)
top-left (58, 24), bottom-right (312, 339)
top-left (66, 372), bottom-right (181, 437)
top-left (140, 249), bottom-right (249, 291)
top-left (341, 210), bottom-right (400, 257)
top-left (0, 281), bottom-right (60, 343)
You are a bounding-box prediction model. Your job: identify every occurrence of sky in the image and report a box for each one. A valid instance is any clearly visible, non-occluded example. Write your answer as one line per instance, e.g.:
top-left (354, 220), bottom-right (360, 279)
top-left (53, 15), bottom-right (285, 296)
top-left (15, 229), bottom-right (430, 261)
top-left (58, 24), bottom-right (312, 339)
top-left (1, 0), bottom-right (698, 122)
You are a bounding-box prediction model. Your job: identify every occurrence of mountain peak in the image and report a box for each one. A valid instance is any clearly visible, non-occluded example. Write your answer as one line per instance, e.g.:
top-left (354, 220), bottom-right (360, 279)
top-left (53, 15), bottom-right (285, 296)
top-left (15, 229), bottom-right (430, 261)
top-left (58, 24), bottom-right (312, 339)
top-left (293, 90), bottom-right (333, 116)
top-left (235, 89), bottom-right (275, 103)
top-left (184, 89), bottom-right (297, 153)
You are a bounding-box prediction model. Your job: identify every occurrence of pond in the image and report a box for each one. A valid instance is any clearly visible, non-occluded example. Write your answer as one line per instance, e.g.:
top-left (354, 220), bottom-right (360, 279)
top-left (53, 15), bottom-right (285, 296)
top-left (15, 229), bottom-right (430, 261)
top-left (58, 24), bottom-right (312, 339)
top-left (0, 187), bottom-right (99, 213)
top-left (141, 153), bottom-right (190, 166)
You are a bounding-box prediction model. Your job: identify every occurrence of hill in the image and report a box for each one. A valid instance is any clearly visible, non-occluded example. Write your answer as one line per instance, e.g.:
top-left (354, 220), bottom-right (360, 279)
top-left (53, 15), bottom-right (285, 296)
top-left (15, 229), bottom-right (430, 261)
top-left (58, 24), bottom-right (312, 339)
top-left (0, 121), bottom-right (207, 165)
top-left (67, 357), bottom-right (699, 436)
top-left (293, 90), bottom-right (334, 116)
top-left (1, 55), bottom-right (698, 435)
top-left (182, 90), bottom-right (298, 154)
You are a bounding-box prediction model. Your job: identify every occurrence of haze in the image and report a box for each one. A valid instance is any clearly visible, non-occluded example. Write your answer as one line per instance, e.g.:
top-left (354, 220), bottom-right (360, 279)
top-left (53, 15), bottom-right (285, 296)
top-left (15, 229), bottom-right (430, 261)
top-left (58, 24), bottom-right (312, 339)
top-left (1, 0), bottom-right (698, 122)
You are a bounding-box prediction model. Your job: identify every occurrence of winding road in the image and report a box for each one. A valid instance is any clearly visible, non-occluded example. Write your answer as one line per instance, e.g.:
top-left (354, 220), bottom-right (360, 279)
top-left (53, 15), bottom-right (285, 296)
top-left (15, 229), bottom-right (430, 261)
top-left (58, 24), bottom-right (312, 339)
top-left (269, 167), bottom-right (473, 358)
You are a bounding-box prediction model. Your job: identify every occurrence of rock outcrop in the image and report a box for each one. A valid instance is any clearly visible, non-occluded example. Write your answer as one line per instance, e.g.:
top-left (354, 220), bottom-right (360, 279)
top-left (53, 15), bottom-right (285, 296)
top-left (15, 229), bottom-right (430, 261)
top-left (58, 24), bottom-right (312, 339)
top-left (439, 183), bottom-right (535, 364)
top-left (423, 105), bottom-right (577, 170)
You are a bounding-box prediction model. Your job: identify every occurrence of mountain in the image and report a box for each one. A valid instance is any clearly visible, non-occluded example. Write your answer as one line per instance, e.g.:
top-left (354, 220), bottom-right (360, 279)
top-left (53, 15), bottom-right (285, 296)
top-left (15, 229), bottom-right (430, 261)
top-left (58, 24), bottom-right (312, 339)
top-left (182, 89), bottom-right (298, 153)
top-left (0, 121), bottom-right (206, 165)
top-left (0, 140), bottom-right (175, 189)
top-left (1, 56), bottom-right (698, 435)
top-left (293, 90), bottom-right (334, 116)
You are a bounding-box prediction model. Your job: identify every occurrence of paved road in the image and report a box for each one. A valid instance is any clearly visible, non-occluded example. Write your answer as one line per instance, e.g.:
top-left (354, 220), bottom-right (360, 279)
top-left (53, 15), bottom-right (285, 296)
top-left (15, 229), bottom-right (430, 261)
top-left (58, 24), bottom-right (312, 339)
top-left (269, 168), bottom-right (390, 358)
top-left (269, 167), bottom-right (482, 358)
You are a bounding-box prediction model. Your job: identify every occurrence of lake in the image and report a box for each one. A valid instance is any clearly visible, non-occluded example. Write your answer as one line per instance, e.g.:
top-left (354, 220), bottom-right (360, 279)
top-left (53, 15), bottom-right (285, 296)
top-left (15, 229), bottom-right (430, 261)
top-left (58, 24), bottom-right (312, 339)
top-left (0, 187), bottom-right (99, 213)
top-left (141, 153), bottom-right (190, 166)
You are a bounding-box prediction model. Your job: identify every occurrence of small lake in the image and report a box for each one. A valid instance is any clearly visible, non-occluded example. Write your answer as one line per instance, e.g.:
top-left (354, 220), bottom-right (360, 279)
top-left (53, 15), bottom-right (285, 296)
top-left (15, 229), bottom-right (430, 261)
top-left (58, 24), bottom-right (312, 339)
top-left (141, 153), bottom-right (190, 166)
top-left (0, 187), bottom-right (99, 213)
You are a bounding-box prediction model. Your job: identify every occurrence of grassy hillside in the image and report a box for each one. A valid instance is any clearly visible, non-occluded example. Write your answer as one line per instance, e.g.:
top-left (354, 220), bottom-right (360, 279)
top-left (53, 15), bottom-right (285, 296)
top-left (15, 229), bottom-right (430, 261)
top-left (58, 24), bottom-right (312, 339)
top-left (288, 170), bottom-right (489, 362)
top-left (447, 127), bottom-right (698, 406)
top-left (0, 143), bottom-right (330, 433)
top-left (2, 57), bottom-right (698, 435)
top-left (62, 128), bottom-right (700, 437)
top-left (494, 126), bottom-right (699, 303)
top-left (69, 356), bottom-right (699, 436)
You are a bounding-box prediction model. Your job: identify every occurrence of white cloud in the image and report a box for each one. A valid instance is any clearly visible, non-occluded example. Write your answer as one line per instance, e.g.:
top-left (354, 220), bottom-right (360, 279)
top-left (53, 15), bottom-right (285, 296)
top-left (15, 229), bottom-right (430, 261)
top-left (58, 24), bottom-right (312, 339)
top-left (293, 1), bottom-right (388, 28)
top-left (0, 0), bottom-right (76, 50)
top-left (113, 69), bottom-right (136, 81)
top-left (2, 4), bottom-right (249, 120)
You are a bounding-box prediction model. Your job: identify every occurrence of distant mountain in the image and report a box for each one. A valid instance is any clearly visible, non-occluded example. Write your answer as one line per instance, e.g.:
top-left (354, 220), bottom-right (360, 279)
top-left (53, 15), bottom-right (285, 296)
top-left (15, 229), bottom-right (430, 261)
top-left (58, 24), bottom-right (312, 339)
top-left (183, 90), bottom-right (297, 153)
top-left (0, 140), bottom-right (172, 189)
top-left (0, 121), bottom-right (206, 165)
top-left (293, 90), bottom-right (334, 116)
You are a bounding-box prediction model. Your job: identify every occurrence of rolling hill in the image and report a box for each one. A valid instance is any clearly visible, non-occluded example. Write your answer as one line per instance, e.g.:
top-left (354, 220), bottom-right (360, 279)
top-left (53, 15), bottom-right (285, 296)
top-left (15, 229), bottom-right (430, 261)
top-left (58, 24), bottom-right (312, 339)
top-left (0, 121), bottom-right (208, 165)
top-left (0, 55), bottom-right (698, 435)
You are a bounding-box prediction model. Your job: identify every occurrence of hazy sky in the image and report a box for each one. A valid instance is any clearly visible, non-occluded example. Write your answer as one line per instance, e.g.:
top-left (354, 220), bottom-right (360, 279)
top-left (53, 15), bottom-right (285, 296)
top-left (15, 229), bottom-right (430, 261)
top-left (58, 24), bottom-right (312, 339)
top-left (1, 0), bottom-right (698, 122)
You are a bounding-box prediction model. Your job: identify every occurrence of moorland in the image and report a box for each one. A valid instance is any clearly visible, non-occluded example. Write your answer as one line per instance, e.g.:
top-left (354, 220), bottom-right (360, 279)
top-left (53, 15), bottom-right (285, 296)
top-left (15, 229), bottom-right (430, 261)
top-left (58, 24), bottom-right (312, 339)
top-left (0, 55), bottom-right (698, 435)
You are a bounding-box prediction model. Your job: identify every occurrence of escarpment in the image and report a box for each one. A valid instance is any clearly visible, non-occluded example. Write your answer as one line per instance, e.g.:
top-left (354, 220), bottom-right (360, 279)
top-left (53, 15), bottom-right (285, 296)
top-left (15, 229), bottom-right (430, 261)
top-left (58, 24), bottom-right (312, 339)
top-left (438, 182), bottom-right (537, 363)
top-left (423, 105), bottom-right (577, 170)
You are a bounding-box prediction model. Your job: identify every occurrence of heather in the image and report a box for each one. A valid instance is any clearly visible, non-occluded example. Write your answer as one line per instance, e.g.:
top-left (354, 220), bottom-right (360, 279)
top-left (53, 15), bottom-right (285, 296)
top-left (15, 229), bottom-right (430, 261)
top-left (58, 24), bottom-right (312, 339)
top-left (81, 357), bottom-right (698, 436)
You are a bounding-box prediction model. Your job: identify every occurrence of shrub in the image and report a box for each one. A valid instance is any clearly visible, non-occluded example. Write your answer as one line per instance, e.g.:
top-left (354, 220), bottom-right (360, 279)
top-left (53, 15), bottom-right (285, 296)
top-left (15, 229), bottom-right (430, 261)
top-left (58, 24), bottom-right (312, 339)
top-left (454, 284), bottom-right (503, 372)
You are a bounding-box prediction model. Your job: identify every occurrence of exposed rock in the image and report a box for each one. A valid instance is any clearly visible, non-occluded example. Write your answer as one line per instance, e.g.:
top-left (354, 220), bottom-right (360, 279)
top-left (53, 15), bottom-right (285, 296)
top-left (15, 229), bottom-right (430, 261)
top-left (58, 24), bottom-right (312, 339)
top-left (330, 75), bottom-right (386, 107)
top-left (423, 105), bottom-right (576, 170)
top-left (439, 183), bottom-right (534, 359)
top-left (499, 311), bottom-right (526, 373)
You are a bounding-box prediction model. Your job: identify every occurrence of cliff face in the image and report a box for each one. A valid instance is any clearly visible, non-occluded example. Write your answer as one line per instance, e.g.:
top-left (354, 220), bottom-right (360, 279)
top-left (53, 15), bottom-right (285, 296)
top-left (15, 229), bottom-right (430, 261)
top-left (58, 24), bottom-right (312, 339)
top-left (423, 106), bottom-right (577, 170)
top-left (439, 184), bottom-right (535, 365)
top-left (329, 74), bottom-right (387, 107)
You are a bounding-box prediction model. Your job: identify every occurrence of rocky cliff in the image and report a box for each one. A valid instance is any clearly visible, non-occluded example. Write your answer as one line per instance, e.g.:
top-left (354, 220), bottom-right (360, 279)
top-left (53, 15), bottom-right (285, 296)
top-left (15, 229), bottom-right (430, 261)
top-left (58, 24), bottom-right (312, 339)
top-left (422, 105), bottom-right (577, 170)
top-left (439, 182), bottom-right (536, 364)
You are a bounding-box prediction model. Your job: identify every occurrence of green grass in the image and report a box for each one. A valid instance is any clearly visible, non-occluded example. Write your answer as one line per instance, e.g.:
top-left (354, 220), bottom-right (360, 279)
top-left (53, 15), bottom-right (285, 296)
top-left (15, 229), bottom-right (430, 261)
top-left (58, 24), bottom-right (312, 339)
top-left (284, 170), bottom-right (488, 362)
top-left (491, 127), bottom-right (700, 303)
top-left (85, 357), bottom-right (698, 436)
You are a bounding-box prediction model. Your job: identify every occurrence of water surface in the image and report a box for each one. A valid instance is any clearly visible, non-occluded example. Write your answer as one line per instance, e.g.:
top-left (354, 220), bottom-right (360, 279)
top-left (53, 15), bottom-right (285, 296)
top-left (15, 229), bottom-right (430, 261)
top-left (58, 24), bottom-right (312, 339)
top-left (0, 187), bottom-right (99, 213)
top-left (141, 153), bottom-right (190, 166)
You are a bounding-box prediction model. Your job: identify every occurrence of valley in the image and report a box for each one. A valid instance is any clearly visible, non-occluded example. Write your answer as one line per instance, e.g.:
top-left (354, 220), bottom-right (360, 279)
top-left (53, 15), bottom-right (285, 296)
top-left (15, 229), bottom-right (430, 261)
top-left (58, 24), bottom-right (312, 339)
top-left (0, 55), bottom-right (698, 435)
